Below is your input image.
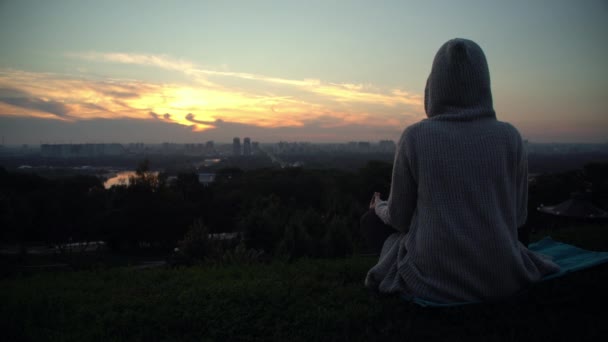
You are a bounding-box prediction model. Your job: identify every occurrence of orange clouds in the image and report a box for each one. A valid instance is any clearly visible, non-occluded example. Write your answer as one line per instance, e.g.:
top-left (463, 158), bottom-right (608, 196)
top-left (0, 53), bottom-right (425, 136)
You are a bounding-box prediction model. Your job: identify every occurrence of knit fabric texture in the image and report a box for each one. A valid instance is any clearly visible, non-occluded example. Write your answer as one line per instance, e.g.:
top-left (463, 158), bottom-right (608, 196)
top-left (366, 38), bottom-right (560, 303)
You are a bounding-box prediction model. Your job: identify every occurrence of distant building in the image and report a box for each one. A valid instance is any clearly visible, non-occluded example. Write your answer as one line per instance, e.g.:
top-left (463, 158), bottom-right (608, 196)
top-left (40, 143), bottom-right (125, 158)
top-left (378, 140), bottom-right (396, 153)
top-left (358, 141), bottom-right (371, 151)
top-left (233, 137), bottom-right (241, 156)
top-left (161, 142), bottom-right (180, 154)
top-left (252, 141), bottom-right (259, 153)
top-left (243, 137), bottom-right (252, 156)
top-left (127, 142), bottom-right (145, 154)
top-left (184, 143), bottom-right (206, 156)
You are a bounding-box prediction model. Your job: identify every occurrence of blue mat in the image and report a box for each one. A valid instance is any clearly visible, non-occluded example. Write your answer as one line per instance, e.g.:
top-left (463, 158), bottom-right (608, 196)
top-left (404, 237), bottom-right (608, 307)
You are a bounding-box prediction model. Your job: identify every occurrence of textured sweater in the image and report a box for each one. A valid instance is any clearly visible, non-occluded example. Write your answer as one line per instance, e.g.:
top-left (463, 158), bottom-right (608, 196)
top-left (366, 38), bottom-right (559, 303)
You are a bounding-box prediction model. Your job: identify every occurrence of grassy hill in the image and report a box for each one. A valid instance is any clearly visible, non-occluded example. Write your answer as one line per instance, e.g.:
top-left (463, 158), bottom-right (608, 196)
top-left (1, 224), bottom-right (608, 341)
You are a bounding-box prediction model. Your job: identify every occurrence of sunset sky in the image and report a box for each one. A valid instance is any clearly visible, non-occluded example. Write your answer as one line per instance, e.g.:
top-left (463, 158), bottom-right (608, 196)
top-left (0, 0), bottom-right (606, 144)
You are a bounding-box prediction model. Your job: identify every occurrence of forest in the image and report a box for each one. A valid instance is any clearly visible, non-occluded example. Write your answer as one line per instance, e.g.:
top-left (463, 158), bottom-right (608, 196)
top-left (1, 159), bottom-right (607, 265)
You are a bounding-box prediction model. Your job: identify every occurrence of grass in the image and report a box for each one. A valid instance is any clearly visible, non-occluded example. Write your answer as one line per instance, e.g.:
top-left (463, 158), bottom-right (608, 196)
top-left (1, 224), bottom-right (608, 341)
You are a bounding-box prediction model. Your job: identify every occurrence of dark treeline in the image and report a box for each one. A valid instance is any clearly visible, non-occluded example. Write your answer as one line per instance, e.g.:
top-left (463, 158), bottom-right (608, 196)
top-left (0, 160), bottom-right (392, 260)
top-left (528, 152), bottom-right (608, 174)
top-left (1, 160), bottom-right (607, 262)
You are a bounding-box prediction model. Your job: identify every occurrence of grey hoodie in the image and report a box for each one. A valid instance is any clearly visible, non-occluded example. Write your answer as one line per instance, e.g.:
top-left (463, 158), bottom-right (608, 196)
top-left (367, 38), bottom-right (559, 303)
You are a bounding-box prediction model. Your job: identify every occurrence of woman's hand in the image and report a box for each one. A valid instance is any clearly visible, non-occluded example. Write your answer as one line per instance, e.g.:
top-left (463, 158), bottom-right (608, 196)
top-left (369, 192), bottom-right (382, 209)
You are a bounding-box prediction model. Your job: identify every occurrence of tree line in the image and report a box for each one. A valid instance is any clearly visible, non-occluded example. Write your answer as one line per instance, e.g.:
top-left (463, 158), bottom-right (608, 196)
top-left (0, 160), bottom-right (392, 260)
top-left (1, 160), bottom-right (606, 261)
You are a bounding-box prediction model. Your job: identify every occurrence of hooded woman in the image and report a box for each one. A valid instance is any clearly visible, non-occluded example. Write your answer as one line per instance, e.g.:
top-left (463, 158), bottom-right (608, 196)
top-left (364, 38), bottom-right (559, 303)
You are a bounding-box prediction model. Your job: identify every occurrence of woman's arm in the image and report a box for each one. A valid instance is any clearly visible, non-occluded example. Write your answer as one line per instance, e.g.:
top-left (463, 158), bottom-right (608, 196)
top-left (374, 135), bottom-right (417, 233)
top-left (516, 134), bottom-right (529, 241)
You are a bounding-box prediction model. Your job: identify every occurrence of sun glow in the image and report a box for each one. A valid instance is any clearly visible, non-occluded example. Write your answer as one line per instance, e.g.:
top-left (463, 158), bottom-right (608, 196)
top-left (0, 53), bottom-right (425, 136)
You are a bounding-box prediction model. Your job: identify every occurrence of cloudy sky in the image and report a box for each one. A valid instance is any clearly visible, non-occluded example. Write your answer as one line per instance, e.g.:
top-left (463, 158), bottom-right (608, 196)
top-left (0, 0), bottom-right (606, 144)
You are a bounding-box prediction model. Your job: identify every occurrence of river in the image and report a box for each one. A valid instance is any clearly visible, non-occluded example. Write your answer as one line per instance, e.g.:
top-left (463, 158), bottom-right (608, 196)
top-left (104, 171), bottom-right (159, 189)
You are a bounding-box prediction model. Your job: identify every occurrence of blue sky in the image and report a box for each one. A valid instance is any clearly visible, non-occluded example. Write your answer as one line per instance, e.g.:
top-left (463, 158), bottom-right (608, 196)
top-left (0, 0), bottom-right (606, 143)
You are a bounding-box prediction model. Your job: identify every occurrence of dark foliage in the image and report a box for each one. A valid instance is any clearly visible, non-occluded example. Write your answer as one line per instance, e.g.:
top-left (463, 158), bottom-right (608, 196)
top-left (2, 160), bottom-right (607, 260)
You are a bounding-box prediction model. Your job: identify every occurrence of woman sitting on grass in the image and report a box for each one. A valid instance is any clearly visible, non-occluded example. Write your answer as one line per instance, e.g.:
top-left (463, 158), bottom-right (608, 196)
top-left (362, 38), bottom-right (559, 303)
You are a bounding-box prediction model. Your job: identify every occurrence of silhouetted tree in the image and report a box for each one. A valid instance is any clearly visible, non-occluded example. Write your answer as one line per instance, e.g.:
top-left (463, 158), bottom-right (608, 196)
top-left (323, 215), bottom-right (353, 257)
top-left (584, 162), bottom-right (608, 208)
top-left (239, 195), bottom-right (286, 253)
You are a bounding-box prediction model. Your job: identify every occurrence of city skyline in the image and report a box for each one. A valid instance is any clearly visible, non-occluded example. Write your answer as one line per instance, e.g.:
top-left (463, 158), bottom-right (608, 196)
top-left (1, 1), bottom-right (607, 144)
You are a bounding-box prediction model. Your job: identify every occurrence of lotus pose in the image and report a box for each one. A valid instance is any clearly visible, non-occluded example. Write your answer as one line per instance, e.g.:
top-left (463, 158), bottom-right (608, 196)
top-left (363, 38), bottom-right (559, 303)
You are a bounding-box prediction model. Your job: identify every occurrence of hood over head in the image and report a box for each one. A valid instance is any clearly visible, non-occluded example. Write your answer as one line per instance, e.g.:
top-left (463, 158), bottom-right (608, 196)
top-left (425, 38), bottom-right (495, 120)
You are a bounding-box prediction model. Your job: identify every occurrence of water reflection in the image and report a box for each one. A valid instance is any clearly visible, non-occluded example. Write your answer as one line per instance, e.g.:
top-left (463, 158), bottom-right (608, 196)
top-left (104, 171), bottom-right (158, 189)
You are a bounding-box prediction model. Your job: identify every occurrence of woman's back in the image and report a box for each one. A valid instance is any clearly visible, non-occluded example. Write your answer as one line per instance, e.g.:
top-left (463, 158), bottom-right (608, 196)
top-left (366, 39), bottom-right (559, 303)
top-left (399, 117), bottom-right (545, 301)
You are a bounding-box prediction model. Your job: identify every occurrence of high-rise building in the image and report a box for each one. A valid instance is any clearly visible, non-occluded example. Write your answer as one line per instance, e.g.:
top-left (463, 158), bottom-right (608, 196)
top-left (243, 137), bottom-right (251, 156)
top-left (233, 137), bottom-right (241, 156)
top-left (358, 141), bottom-right (371, 150)
top-left (205, 140), bottom-right (215, 154)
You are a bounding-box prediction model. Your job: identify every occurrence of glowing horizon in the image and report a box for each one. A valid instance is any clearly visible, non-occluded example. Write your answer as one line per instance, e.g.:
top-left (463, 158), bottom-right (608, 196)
top-left (0, 52), bottom-right (425, 140)
top-left (0, 1), bottom-right (606, 144)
